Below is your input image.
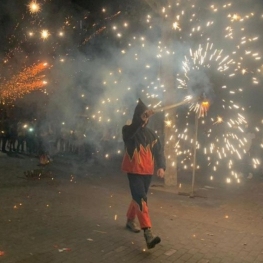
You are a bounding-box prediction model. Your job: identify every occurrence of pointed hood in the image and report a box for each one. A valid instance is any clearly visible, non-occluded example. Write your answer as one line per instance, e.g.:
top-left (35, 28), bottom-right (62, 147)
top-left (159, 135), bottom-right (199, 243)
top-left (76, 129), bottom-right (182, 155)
top-left (132, 98), bottom-right (148, 124)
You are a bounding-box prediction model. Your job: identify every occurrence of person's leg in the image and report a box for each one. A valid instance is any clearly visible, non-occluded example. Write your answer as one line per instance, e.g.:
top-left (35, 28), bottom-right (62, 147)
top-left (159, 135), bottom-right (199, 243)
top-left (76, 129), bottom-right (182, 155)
top-left (2, 137), bottom-right (7, 152)
top-left (10, 139), bottom-right (15, 151)
top-left (21, 137), bottom-right (25, 152)
top-left (127, 174), bottom-right (160, 248)
top-left (126, 200), bottom-right (140, 233)
top-left (127, 174), bottom-right (150, 208)
top-left (128, 174), bottom-right (152, 228)
top-left (143, 175), bottom-right (152, 197)
top-left (17, 137), bottom-right (21, 152)
top-left (126, 174), bottom-right (147, 233)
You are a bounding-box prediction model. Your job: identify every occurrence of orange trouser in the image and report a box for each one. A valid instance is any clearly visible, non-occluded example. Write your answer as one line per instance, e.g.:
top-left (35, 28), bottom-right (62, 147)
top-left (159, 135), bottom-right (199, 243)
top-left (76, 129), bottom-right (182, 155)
top-left (126, 199), bottom-right (152, 229)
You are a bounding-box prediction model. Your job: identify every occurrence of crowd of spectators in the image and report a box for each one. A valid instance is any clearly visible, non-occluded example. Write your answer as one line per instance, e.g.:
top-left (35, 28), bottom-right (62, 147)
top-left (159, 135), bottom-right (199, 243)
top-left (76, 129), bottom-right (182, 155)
top-left (0, 117), bottom-right (123, 163)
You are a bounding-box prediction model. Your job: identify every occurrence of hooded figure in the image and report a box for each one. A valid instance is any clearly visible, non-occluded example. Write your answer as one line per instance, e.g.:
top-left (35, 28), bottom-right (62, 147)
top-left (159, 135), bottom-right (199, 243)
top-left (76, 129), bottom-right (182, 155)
top-left (122, 98), bottom-right (165, 175)
top-left (132, 98), bottom-right (148, 123)
top-left (121, 98), bottom-right (166, 249)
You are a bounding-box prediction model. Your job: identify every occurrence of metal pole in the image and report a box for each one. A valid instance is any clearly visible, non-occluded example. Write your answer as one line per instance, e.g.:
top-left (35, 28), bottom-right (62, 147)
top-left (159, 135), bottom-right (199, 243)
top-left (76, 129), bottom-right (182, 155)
top-left (191, 111), bottom-right (199, 198)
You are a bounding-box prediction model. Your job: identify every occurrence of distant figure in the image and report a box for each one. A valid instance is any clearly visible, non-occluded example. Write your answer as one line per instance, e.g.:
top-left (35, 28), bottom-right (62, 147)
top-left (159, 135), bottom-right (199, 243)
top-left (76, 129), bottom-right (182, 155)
top-left (38, 121), bottom-right (51, 165)
top-left (8, 120), bottom-right (17, 152)
top-left (1, 118), bottom-right (10, 153)
top-left (17, 122), bottom-right (26, 153)
top-left (25, 121), bottom-right (36, 155)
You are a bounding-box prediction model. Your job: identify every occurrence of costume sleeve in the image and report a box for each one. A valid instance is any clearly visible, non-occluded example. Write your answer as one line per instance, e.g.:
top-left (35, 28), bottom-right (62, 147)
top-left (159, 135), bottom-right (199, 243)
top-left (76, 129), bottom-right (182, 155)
top-left (153, 136), bottom-right (166, 170)
top-left (122, 119), bottom-right (144, 142)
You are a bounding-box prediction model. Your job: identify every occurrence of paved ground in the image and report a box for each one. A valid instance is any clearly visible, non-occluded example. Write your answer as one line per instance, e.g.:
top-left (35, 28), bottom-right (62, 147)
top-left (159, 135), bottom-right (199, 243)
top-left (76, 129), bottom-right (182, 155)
top-left (1, 152), bottom-right (263, 263)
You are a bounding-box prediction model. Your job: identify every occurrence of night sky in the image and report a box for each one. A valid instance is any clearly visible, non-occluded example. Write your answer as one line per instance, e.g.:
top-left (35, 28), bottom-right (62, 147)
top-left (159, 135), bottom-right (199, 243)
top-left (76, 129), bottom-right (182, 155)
top-left (0, 0), bottom-right (262, 114)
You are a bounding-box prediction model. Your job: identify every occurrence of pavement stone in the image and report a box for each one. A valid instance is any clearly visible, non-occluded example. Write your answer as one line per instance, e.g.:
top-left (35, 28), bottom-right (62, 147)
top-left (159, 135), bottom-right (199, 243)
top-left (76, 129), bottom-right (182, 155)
top-left (1, 153), bottom-right (263, 262)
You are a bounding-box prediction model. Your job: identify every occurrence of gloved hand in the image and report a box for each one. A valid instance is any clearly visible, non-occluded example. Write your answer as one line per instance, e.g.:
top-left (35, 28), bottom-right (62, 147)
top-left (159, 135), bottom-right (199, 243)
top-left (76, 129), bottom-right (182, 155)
top-left (141, 109), bottom-right (154, 121)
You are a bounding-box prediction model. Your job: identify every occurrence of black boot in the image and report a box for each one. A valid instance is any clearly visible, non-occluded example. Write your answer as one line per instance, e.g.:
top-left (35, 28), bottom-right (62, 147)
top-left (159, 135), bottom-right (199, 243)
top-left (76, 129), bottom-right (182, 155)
top-left (144, 228), bottom-right (161, 249)
top-left (126, 219), bottom-right (141, 233)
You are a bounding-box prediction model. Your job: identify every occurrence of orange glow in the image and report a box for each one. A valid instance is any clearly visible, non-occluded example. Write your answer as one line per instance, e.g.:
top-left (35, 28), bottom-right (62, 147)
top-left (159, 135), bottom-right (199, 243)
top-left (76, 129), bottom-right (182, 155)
top-left (201, 100), bottom-right (209, 107)
top-left (199, 100), bottom-right (210, 117)
top-left (0, 62), bottom-right (50, 101)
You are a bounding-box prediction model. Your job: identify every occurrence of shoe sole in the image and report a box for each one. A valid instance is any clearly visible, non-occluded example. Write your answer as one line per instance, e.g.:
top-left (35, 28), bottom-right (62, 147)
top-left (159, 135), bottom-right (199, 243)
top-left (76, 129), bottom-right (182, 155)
top-left (126, 224), bottom-right (141, 233)
top-left (147, 236), bottom-right (161, 249)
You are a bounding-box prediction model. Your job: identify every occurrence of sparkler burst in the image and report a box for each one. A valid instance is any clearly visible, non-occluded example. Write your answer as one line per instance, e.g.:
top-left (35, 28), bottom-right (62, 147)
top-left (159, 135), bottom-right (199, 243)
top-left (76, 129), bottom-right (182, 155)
top-left (96, 1), bottom-right (262, 183)
top-left (0, 1), bottom-right (123, 106)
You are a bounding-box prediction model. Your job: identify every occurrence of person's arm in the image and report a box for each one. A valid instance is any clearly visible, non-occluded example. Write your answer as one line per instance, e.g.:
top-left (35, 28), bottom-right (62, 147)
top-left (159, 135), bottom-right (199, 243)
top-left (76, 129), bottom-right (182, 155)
top-left (153, 136), bottom-right (166, 178)
top-left (122, 121), bottom-right (142, 142)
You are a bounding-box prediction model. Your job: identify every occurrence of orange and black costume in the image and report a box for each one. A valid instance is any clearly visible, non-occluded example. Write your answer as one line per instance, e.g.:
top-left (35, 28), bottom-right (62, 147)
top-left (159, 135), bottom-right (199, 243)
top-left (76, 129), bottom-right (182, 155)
top-left (121, 99), bottom-right (166, 229)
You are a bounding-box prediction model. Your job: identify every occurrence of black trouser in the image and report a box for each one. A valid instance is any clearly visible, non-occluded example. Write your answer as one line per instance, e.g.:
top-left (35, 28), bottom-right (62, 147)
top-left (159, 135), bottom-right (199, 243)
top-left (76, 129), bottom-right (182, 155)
top-left (1, 137), bottom-right (8, 152)
top-left (17, 136), bottom-right (25, 152)
top-left (127, 173), bottom-right (152, 210)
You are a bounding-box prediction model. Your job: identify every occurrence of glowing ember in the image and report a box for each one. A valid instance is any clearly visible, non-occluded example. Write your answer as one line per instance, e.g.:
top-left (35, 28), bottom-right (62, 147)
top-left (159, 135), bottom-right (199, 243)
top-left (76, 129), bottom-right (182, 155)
top-left (28, 1), bottom-right (40, 13)
top-left (41, 29), bottom-right (49, 39)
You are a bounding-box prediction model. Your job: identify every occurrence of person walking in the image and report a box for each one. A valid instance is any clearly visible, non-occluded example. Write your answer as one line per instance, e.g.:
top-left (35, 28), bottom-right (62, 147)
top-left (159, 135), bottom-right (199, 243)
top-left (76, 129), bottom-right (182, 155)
top-left (1, 118), bottom-right (10, 153)
top-left (121, 98), bottom-right (166, 249)
top-left (8, 120), bottom-right (17, 152)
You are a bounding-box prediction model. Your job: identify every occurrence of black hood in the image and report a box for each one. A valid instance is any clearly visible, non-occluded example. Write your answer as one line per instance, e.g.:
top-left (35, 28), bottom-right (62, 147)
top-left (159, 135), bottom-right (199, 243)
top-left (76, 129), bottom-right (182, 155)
top-left (132, 98), bottom-right (148, 124)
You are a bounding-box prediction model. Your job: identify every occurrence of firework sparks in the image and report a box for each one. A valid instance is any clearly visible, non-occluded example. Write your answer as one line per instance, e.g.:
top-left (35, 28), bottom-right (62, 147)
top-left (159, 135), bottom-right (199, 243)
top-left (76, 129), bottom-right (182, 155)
top-left (28, 1), bottom-right (41, 14)
top-left (96, 1), bottom-right (262, 182)
top-left (0, 62), bottom-right (49, 101)
top-left (1, 0), bottom-right (261, 182)
top-left (41, 29), bottom-right (50, 40)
